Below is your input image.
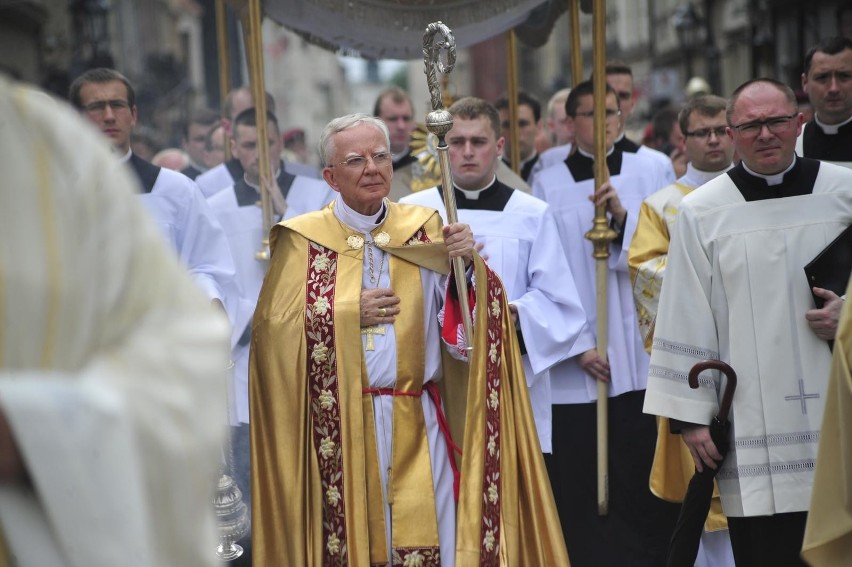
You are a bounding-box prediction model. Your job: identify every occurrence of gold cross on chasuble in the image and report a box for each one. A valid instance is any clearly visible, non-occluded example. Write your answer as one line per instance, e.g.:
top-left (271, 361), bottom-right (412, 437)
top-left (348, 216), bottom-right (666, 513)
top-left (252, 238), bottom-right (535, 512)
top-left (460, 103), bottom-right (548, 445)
top-left (361, 324), bottom-right (386, 351)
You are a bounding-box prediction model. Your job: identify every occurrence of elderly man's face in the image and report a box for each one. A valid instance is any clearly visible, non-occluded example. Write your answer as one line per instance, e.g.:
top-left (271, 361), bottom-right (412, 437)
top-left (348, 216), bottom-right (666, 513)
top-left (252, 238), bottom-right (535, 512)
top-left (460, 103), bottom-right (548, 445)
top-left (78, 80), bottom-right (137, 153)
top-left (802, 48), bottom-right (852, 125)
top-left (728, 82), bottom-right (803, 175)
top-left (322, 123), bottom-right (392, 215)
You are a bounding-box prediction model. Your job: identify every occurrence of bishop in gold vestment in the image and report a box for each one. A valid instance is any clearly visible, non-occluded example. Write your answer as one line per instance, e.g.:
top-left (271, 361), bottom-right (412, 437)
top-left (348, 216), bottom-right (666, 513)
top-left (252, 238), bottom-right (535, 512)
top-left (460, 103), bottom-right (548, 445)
top-left (249, 114), bottom-right (567, 566)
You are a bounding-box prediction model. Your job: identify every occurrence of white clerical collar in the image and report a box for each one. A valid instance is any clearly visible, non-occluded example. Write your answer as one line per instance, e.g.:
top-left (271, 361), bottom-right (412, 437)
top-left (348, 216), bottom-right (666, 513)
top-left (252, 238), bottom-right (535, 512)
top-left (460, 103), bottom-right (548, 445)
top-left (454, 175), bottom-right (497, 200)
top-left (117, 148), bottom-right (132, 163)
top-left (678, 162), bottom-right (731, 187)
top-left (334, 193), bottom-right (387, 234)
top-left (577, 145), bottom-right (615, 159)
top-left (615, 132), bottom-right (626, 143)
top-left (814, 113), bottom-right (852, 135)
top-left (742, 158), bottom-right (796, 186)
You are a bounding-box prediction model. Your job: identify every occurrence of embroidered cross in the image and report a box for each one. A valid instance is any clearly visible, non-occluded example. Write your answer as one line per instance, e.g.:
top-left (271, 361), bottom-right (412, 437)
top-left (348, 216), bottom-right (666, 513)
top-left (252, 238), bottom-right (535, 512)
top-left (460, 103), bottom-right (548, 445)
top-left (361, 324), bottom-right (386, 351)
top-left (784, 379), bottom-right (820, 415)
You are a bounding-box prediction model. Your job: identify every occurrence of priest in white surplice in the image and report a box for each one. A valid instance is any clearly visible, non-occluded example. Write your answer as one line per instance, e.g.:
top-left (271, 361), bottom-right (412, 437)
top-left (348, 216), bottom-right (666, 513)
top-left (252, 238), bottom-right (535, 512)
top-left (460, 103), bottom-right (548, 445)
top-left (532, 80), bottom-right (681, 566)
top-left (628, 94), bottom-right (736, 567)
top-left (69, 68), bottom-right (239, 322)
top-left (0, 76), bottom-right (228, 567)
top-left (796, 37), bottom-right (852, 168)
top-left (401, 97), bottom-right (588, 455)
top-left (207, 107), bottom-right (333, 544)
top-left (644, 78), bottom-right (852, 565)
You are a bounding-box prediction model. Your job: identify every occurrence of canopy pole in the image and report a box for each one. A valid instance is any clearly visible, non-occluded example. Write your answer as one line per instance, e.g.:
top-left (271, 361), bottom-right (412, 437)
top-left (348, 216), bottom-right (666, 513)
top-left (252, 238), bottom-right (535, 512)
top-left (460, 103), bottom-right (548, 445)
top-left (569, 0), bottom-right (583, 85)
top-left (238, 0), bottom-right (274, 261)
top-left (215, 0), bottom-right (232, 159)
top-left (585, 0), bottom-right (616, 517)
top-left (505, 30), bottom-right (521, 174)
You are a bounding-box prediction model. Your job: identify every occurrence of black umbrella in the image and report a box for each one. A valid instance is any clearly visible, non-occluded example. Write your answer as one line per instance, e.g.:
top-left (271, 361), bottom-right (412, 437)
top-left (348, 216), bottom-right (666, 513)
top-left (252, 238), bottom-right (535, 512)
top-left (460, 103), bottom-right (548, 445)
top-left (665, 360), bottom-right (738, 567)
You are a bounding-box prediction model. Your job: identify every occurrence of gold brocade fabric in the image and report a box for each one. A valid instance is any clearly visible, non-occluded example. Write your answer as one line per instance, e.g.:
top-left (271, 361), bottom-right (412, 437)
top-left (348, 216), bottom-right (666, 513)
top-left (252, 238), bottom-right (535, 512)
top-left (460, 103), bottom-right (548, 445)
top-left (802, 282), bottom-right (852, 566)
top-left (249, 201), bottom-right (568, 566)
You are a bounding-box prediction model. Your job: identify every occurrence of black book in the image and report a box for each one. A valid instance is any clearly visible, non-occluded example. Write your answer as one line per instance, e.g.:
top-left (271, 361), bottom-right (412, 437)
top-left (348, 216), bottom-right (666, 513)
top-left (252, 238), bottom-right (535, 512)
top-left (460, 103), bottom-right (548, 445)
top-left (804, 224), bottom-right (852, 308)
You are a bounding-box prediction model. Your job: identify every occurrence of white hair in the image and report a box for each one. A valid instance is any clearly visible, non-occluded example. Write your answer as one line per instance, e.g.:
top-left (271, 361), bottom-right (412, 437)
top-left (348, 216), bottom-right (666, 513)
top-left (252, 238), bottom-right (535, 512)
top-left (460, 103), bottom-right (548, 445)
top-left (318, 113), bottom-right (390, 166)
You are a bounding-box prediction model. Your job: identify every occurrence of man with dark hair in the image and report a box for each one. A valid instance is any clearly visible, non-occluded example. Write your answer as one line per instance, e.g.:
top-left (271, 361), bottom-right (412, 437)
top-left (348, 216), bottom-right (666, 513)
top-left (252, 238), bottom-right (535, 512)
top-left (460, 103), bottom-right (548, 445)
top-left (649, 105), bottom-right (688, 178)
top-left (604, 61), bottom-right (677, 187)
top-left (181, 108), bottom-right (220, 179)
top-left (630, 94), bottom-right (736, 567)
top-left (798, 36), bottom-right (852, 168)
top-left (195, 86), bottom-right (318, 198)
top-left (204, 123), bottom-right (226, 169)
top-left (70, 68), bottom-right (238, 321)
top-left (373, 86), bottom-right (419, 201)
top-left (401, 96), bottom-right (587, 462)
top-left (496, 90), bottom-right (543, 182)
top-left (206, 107), bottom-right (332, 554)
top-left (532, 79), bottom-right (681, 565)
top-left (644, 78), bottom-right (852, 566)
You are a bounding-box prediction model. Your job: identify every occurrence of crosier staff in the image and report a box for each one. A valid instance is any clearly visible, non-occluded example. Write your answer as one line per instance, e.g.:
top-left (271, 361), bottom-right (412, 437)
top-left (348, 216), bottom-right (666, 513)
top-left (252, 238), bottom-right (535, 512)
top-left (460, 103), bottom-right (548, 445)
top-left (422, 21), bottom-right (474, 350)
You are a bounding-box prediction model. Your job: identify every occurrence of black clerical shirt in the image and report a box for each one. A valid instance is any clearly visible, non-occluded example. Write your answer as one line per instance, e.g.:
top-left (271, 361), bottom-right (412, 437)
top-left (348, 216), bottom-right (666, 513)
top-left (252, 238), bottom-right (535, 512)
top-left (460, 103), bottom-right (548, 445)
top-left (801, 120), bottom-right (852, 162)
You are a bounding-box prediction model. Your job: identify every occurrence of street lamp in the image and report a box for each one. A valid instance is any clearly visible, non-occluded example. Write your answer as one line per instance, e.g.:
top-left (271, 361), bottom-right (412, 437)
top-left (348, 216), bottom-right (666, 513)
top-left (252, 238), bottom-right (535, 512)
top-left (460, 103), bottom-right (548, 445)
top-left (70, 0), bottom-right (112, 68)
top-left (672, 3), bottom-right (701, 81)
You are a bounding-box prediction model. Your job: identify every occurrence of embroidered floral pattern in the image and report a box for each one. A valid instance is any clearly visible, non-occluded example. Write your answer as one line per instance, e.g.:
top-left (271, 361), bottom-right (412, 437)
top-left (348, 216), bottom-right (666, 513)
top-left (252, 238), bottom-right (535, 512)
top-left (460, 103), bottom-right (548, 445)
top-left (305, 242), bottom-right (347, 565)
top-left (391, 547), bottom-right (441, 567)
top-left (405, 226), bottom-right (433, 246)
top-left (312, 252), bottom-right (332, 272)
top-left (479, 271), bottom-right (503, 565)
top-left (319, 389), bottom-right (335, 410)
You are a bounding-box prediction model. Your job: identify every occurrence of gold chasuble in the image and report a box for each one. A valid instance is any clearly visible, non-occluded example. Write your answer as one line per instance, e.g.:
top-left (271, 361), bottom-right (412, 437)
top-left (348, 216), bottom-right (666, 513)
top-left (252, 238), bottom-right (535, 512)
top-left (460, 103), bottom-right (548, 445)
top-left (802, 282), bottom-right (852, 565)
top-left (249, 201), bottom-right (567, 566)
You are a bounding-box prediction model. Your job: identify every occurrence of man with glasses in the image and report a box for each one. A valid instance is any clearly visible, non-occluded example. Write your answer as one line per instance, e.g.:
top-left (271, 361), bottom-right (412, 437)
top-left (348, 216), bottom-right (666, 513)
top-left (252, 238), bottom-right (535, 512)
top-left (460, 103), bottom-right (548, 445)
top-left (798, 36), bottom-right (852, 168)
top-left (249, 113), bottom-right (567, 565)
top-left (629, 94), bottom-right (735, 567)
top-left (532, 80), bottom-right (681, 566)
top-left (644, 78), bottom-right (852, 565)
top-left (69, 68), bottom-right (238, 321)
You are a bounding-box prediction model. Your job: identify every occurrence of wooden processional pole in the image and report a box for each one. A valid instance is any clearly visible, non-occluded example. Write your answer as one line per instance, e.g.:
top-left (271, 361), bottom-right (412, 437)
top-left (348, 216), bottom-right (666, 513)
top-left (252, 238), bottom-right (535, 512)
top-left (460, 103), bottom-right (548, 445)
top-left (568, 0), bottom-right (583, 85)
top-left (505, 30), bottom-right (522, 174)
top-left (238, 0), bottom-right (275, 261)
top-left (585, 0), bottom-right (616, 517)
top-left (215, 0), bottom-right (232, 159)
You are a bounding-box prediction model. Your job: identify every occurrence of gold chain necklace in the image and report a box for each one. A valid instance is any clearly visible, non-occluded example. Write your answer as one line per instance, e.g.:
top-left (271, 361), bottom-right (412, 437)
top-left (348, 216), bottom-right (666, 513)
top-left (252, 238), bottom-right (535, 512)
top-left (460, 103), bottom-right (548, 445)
top-left (366, 239), bottom-right (386, 286)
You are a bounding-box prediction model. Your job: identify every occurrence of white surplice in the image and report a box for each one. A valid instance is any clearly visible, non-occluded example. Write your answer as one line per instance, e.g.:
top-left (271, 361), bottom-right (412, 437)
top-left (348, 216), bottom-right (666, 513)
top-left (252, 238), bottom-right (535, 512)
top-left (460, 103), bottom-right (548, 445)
top-left (532, 150), bottom-right (661, 403)
top-left (400, 184), bottom-right (587, 452)
top-left (207, 174), bottom-right (334, 423)
top-left (0, 78), bottom-right (229, 567)
top-left (643, 161), bottom-right (852, 516)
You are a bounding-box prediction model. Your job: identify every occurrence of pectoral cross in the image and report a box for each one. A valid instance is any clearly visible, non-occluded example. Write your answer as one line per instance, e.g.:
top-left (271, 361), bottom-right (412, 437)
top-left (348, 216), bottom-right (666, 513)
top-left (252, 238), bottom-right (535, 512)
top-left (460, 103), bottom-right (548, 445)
top-left (361, 324), bottom-right (386, 351)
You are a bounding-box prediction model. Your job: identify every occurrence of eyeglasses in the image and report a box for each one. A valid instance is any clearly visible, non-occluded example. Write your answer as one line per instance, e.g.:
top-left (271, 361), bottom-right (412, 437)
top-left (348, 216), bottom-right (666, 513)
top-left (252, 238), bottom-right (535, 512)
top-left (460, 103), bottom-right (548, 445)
top-left (332, 151), bottom-right (392, 169)
top-left (730, 115), bottom-right (796, 137)
top-left (573, 109), bottom-right (622, 119)
top-left (84, 99), bottom-right (131, 114)
top-left (685, 126), bottom-right (728, 139)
